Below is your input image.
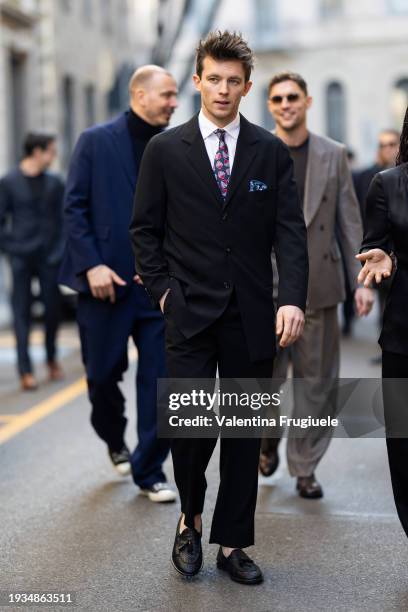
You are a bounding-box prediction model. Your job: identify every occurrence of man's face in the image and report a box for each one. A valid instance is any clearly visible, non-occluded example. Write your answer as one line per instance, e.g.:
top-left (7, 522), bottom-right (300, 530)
top-left (193, 56), bottom-right (252, 126)
top-left (36, 141), bottom-right (57, 170)
top-left (268, 80), bottom-right (312, 132)
top-left (137, 73), bottom-right (178, 127)
top-left (377, 131), bottom-right (399, 167)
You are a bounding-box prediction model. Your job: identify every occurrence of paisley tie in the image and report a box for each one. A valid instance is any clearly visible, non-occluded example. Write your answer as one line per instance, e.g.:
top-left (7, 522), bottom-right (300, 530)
top-left (213, 129), bottom-right (230, 199)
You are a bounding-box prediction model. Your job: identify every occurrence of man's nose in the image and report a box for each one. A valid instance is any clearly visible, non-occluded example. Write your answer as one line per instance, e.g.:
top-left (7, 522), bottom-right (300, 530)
top-left (218, 81), bottom-right (229, 95)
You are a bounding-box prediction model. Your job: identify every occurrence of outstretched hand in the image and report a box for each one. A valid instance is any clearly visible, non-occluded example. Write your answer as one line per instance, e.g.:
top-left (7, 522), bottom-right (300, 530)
top-left (355, 249), bottom-right (392, 287)
top-left (276, 305), bottom-right (305, 348)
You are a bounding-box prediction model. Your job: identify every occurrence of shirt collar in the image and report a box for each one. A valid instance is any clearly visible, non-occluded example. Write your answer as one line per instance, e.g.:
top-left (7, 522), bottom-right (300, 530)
top-left (198, 110), bottom-right (240, 141)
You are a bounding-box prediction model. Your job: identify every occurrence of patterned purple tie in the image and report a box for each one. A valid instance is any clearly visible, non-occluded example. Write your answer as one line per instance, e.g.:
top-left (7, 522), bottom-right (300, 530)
top-left (213, 129), bottom-right (230, 199)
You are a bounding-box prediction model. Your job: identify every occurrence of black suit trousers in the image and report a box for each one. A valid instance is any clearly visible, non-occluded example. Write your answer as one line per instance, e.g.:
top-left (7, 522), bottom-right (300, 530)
top-left (10, 253), bottom-right (60, 374)
top-left (165, 292), bottom-right (274, 548)
top-left (382, 351), bottom-right (408, 539)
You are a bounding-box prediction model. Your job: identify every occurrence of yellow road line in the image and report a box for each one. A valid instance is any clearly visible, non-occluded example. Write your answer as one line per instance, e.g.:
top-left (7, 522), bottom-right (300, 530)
top-left (0, 415), bottom-right (19, 422)
top-left (0, 377), bottom-right (87, 445)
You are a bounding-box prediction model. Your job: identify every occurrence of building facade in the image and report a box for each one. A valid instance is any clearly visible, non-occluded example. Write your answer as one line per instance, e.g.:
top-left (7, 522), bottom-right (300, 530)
top-left (0, 0), bottom-right (158, 324)
top-left (0, 0), bottom-right (159, 175)
top-left (169, 0), bottom-right (408, 166)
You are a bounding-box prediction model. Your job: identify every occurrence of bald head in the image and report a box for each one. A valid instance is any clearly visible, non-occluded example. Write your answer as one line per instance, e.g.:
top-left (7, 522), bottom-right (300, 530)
top-left (128, 64), bottom-right (178, 127)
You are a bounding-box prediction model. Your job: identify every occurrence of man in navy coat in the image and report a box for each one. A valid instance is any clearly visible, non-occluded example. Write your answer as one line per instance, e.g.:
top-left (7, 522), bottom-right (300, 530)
top-left (60, 65), bottom-right (178, 502)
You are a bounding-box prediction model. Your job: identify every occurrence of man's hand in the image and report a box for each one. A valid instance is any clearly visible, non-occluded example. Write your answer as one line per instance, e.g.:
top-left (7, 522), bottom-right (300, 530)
top-left (159, 288), bottom-right (170, 313)
top-left (86, 264), bottom-right (126, 303)
top-left (276, 305), bottom-right (305, 348)
top-left (355, 249), bottom-right (392, 287)
top-left (134, 274), bottom-right (143, 285)
top-left (354, 287), bottom-right (374, 316)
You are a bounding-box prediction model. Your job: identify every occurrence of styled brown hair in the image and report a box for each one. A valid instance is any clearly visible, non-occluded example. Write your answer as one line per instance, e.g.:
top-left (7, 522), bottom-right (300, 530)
top-left (268, 72), bottom-right (308, 97)
top-left (195, 30), bottom-right (254, 82)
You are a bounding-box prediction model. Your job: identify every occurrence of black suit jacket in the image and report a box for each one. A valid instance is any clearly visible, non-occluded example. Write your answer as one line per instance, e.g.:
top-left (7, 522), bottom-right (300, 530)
top-left (353, 163), bottom-right (382, 226)
top-left (361, 163), bottom-right (408, 355)
top-left (0, 168), bottom-right (64, 264)
top-left (130, 114), bottom-right (308, 362)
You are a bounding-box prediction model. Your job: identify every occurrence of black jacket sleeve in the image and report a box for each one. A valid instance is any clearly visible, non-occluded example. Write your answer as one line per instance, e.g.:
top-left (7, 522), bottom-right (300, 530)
top-left (129, 136), bottom-right (170, 306)
top-left (360, 173), bottom-right (392, 254)
top-left (273, 142), bottom-right (309, 311)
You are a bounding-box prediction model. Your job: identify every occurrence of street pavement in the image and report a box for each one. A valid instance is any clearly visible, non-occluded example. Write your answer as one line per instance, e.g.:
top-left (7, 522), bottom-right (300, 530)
top-left (1, 305), bottom-right (407, 612)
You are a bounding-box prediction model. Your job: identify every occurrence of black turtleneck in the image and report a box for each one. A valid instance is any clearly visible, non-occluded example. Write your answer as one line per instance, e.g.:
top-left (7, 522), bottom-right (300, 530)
top-left (126, 108), bottom-right (162, 173)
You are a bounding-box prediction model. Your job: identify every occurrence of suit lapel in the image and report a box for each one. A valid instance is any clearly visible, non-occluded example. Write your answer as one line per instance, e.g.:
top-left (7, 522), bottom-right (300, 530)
top-left (223, 115), bottom-right (259, 209)
top-left (304, 133), bottom-right (330, 227)
top-left (108, 113), bottom-right (136, 192)
top-left (182, 115), bottom-right (224, 206)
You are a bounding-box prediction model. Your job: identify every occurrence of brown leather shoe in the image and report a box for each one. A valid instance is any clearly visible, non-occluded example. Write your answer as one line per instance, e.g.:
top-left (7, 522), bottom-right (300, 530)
top-left (20, 373), bottom-right (38, 391)
top-left (296, 474), bottom-right (323, 499)
top-left (47, 361), bottom-right (64, 382)
top-left (259, 449), bottom-right (280, 477)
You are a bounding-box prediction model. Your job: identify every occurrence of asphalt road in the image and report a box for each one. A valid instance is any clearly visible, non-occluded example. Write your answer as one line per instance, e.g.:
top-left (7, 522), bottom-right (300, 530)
top-left (1, 308), bottom-right (407, 612)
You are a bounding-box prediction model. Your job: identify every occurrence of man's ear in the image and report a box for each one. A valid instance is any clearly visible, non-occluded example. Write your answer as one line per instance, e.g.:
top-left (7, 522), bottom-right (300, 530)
top-left (192, 74), bottom-right (201, 92)
top-left (131, 88), bottom-right (146, 109)
top-left (242, 80), bottom-right (253, 97)
top-left (306, 95), bottom-right (313, 110)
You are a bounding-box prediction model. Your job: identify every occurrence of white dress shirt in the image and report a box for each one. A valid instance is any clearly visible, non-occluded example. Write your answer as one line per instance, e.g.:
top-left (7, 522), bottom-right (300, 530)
top-left (198, 110), bottom-right (240, 171)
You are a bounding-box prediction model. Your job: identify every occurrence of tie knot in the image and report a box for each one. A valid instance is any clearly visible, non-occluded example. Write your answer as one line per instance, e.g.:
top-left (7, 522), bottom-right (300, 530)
top-left (214, 129), bottom-right (226, 141)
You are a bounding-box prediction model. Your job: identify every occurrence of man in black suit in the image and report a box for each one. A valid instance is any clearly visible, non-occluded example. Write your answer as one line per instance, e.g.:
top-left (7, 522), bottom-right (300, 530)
top-left (353, 128), bottom-right (400, 224)
top-left (0, 133), bottom-right (64, 390)
top-left (130, 31), bottom-right (308, 584)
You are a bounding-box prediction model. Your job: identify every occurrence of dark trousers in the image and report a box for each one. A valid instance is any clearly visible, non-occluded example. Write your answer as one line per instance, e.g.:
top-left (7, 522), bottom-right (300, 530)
top-left (382, 351), bottom-right (408, 538)
top-left (77, 285), bottom-right (170, 489)
top-left (10, 254), bottom-right (60, 375)
top-left (165, 293), bottom-right (274, 548)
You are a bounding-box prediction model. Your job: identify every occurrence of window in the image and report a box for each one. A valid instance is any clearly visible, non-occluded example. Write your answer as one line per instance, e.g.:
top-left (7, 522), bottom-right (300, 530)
top-left (326, 81), bottom-right (346, 143)
top-left (320, 0), bottom-right (343, 18)
top-left (61, 0), bottom-right (72, 13)
top-left (117, 0), bottom-right (128, 40)
top-left (391, 78), bottom-right (408, 129)
top-left (62, 75), bottom-right (75, 170)
top-left (388, 0), bottom-right (408, 13)
top-left (84, 84), bottom-right (96, 127)
top-left (256, 0), bottom-right (277, 34)
top-left (262, 85), bottom-right (275, 131)
top-left (101, 0), bottom-right (112, 34)
top-left (83, 0), bottom-right (93, 24)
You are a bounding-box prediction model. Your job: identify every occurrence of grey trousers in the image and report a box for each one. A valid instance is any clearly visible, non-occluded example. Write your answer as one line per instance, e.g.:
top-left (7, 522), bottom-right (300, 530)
top-left (262, 306), bottom-right (340, 476)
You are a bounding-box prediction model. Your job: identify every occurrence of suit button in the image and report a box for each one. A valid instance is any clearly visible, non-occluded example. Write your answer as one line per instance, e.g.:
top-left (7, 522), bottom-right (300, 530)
top-left (226, 247), bottom-right (231, 254)
top-left (222, 214), bottom-right (228, 221)
top-left (323, 254), bottom-right (328, 260)
top-left (224, 282), bottom-right (231, 289)
top-left (320, 224), bottom-right (324, 231)
top-left (322, 195), bottom-right (327, 203)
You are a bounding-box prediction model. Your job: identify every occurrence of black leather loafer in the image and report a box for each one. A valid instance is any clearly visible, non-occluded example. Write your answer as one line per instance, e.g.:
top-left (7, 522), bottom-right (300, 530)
top-left (171, 516), bottom-right (203, 577)
top-left (296, 474), bottom-right (323, 499)
top-left (216, 547), bottom-right (263, 584)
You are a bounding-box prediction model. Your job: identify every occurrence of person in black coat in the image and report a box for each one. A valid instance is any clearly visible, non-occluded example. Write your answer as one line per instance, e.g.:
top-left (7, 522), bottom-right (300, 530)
top-left (130, 31), bottom-right (308, 584)
top-left (357, 107), bottom-right (408, 538)
top-left (0, 133), bottom-right (64, 390)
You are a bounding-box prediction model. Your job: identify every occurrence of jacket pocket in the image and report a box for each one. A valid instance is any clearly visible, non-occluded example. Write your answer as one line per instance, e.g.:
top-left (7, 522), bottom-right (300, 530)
top-left (330, 241), bottom-right (341, 261)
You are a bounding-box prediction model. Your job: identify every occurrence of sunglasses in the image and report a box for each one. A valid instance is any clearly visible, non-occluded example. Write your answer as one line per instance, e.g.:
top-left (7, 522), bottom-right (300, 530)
top-left (269, 93), bottom-right (300, 104)
top-left (379, 142), bottom-right (399, 149)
